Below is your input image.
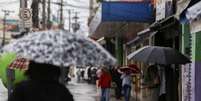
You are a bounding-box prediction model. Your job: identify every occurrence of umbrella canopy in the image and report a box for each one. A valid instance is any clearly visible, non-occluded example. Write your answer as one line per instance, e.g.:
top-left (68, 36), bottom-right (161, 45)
top-left (127, 46), bottom-right (191, 65)
top-left (119, 64), bottom-right (140, 74)
top-left (3, 30), bottom-right (116, 67)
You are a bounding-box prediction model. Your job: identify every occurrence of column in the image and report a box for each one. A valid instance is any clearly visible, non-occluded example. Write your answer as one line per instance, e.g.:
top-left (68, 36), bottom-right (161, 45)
top-left (115, 36), bottom-right (123, 66)
top-left (181, 24), bottom-right (194, 101)
top-left (192, 31), bottom-right (201, 101)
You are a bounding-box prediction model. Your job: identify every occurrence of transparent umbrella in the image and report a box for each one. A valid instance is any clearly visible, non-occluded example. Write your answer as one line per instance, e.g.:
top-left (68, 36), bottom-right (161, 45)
top-left (3, 30), bottom-right (116, 67)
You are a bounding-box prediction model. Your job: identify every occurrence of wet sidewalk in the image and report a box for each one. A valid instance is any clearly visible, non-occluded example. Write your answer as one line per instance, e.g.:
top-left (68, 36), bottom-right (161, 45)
top-left (66, 78), bottom-right (136, 101)
top-left (67, 78), bottom-right (97, 101)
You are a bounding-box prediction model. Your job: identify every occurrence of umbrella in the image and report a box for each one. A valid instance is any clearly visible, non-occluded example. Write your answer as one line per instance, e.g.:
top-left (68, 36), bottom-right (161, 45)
top-left (3, 30), bottom-right (116, 67)
top-left (119, 64), bottom-right (140, 74)
top-left (127, 46), bottom-right (191, 65)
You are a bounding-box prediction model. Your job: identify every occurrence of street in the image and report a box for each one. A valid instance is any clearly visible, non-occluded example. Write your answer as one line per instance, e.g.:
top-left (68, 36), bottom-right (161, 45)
top-left (0, 0), bottom-right (200, 101)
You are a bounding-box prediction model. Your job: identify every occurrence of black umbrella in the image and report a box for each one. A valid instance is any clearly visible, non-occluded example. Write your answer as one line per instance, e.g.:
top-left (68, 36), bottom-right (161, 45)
top-left (127, 46), bottom-right (191, 65)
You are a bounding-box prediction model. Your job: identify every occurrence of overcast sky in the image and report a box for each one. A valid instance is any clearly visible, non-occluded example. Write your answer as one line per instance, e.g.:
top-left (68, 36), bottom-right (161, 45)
top-left (0, 0), bottom-right (90, 36)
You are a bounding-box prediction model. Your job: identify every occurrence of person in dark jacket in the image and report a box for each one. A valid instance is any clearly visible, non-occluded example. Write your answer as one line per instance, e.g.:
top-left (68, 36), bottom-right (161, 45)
top-left (111, 67), bottom-right (122, 100)
top-left (8, 60), bottom-right (74, 101)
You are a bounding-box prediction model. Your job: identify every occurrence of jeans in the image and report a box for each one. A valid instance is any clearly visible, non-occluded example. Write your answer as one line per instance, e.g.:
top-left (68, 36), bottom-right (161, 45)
top-left (100, 88), bottom-right (110, 101)
top-left (123, 85), bottom-right (131, 101)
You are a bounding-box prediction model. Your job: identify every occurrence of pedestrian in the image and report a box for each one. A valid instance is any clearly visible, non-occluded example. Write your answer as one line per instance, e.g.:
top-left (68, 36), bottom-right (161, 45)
top-left (121, 70), bottom-right (133, 101)
top-left (111, 66), bottom-right (122, 100)
top-left (91, 67), bottom-right (98, 84)
top-left (144, 64), bottom-right (160, 101)
top-left (87, 66), bottom-right (92, 83)
top-left (158, 65), bottom-right (166, 101)
top-left (81, 69), bottom-right (85, 80)
top-left (8, 60), bottom-right (74, 101)
top-left (76, 69), bottom-right (81, 82)
top-left (98, 68), bottom-right (112, 101)
top-left (96, 68), bottom-right (102, 96)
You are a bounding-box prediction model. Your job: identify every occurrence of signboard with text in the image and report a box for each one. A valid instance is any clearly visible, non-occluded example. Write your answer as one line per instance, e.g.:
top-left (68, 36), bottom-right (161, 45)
top-left (19, 8), bottom-right (32, 21)
top-left (19, 8), bottom-right (32, 29)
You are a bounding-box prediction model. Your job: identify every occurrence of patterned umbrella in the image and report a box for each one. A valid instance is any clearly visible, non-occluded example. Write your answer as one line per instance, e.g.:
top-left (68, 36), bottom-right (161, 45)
top-left (3, 30), bottom-right (116, 67)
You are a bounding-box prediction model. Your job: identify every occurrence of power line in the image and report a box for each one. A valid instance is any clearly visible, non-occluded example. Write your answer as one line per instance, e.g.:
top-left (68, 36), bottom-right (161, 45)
top-left (49, 1), bottom-right (89, 9)
top-left (0, 1), bottom-right (18, 6)
top-left (0, 0), bottom-right (18, 4)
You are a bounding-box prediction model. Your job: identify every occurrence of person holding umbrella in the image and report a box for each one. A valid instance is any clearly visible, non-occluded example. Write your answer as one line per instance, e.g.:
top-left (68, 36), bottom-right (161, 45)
top-left (144, 64), bottom-right (160, 101)
top-left (120, 64), bottom-right (140, 101)
top-left (8, 60), bottom-right (74, 101)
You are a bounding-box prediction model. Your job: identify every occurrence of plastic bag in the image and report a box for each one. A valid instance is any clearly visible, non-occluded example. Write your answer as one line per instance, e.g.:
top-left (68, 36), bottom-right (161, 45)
top-left (0, 78), bottom-right (8, 101)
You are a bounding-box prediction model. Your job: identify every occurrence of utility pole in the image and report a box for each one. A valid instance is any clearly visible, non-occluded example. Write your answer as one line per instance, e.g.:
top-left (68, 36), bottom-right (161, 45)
top-left (1, 10), bottom-right (14, 46)
top-left (60, 0), bottom-right (64, 29)
top-left (72, 11), bottom-right (80, 32)
top-left (74, 12), bottom-right (79, 24)
top-left (20, 0), bottom-right (26, 32)
top-left (42, 0), bottom-right (47, 30)
top-left (68, 10), bottom-right (71, 32)
top-left (31, 0), bottom-right (39, 29)
top-left (20, 0), bottom-right (27, 8)
top-left (47, 0), bottom-right (51, 29)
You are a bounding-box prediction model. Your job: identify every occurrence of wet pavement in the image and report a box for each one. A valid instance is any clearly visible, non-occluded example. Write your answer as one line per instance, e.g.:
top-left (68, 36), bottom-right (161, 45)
top-left (67, 78), bottom-right (136, 101)
top-left (67, 79), bottom-right (98, 101)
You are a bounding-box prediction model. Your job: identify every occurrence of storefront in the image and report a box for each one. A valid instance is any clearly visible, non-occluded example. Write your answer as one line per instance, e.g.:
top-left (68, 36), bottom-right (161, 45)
top-left (180, 1), bottom-right (201, 101)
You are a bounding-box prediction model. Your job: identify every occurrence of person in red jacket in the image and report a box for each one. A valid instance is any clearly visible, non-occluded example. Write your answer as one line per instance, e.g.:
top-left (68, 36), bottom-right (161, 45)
top-left (98, 68), bottom-right (112, 101)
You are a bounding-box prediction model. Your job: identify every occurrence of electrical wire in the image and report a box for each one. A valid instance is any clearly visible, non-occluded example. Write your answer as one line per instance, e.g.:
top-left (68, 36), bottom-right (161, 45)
top-left (0, 0), bottom-right (18, 5)
top-left (49, 1), bottom-right (89, 9)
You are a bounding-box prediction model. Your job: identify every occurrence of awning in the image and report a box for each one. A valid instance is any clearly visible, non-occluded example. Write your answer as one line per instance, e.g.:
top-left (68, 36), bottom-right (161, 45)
top-left (89, 1), bottom-right (154, 39)
top-left (179, 0), bottom-right (201, 23)
top-left (101, 1), bottom-right (154, 22)
top-left (186, 1), bottom-right (201, 22)
top-left (126, 16), bottom-right (178, 46)
top-left (126, 29), bottom-right (157, 46)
